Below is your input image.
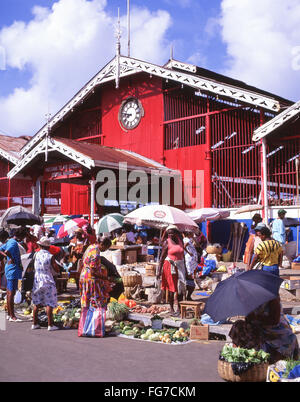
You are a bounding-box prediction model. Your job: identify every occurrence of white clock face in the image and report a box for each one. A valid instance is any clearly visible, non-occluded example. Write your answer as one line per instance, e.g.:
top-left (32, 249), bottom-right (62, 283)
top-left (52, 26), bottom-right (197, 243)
top-left (119, 98), bottom-right (143, 130)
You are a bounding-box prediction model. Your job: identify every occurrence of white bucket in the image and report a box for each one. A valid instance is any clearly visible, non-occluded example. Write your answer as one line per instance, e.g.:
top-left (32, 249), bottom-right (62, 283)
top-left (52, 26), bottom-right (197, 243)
top-left (112, 250), bottom-right (122, 266)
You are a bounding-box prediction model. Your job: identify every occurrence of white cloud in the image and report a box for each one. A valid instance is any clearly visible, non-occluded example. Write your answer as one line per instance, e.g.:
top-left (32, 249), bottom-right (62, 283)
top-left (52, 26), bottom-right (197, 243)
top-left (0, 0), bottom-right (171, 136)
top-left (219, 0), bottom-right (300, 101)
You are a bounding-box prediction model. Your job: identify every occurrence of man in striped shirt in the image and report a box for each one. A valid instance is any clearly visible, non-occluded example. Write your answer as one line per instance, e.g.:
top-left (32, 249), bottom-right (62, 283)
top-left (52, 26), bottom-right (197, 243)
top-left (247, 227), bottom-right (283, 276)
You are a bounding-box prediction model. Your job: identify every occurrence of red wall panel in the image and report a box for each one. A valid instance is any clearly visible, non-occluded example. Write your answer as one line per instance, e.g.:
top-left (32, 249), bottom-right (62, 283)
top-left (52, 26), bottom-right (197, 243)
top-left (61, 183), bottom-right (89, 215)
top-left (101, 75), bottom-right (165, 165)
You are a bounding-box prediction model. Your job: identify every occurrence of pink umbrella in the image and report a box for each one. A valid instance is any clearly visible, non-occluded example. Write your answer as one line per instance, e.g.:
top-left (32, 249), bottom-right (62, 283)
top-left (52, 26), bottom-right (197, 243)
top-left (57, 218), bottom-right (89, 238)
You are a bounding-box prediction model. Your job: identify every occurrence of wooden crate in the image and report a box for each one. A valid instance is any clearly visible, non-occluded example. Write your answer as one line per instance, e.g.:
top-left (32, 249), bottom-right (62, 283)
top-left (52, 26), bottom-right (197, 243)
top-left (189, 324), bottom-right (209, 340)
top-left (292, 262), bottom-right (300, 270)
top-left (123, 250), bottom-right (137, 264)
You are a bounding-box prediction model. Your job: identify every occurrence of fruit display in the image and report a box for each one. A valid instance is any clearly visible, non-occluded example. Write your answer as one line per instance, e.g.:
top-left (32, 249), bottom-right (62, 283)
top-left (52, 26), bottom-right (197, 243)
top-left (129, 305), bottom-right (169, 315)
top-left (112, 321), bottom-right (190, 344)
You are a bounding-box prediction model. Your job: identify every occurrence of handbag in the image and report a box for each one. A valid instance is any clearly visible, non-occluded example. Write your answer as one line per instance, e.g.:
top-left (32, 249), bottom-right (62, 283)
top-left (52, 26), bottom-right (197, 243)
top-left (78, 299), bottom-right (106, 338)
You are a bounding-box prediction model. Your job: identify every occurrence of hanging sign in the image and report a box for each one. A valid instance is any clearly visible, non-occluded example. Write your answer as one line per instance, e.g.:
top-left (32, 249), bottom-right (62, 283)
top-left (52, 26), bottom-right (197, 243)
top-left (43, 162), bottom-right (83, 181)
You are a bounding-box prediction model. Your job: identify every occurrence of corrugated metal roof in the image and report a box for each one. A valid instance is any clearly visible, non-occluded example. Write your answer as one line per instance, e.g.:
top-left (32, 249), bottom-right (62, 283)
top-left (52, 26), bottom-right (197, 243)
top-left (0, 134), bottom-right (30, 155)
top-left (55, 137), bottom-right (174, 173)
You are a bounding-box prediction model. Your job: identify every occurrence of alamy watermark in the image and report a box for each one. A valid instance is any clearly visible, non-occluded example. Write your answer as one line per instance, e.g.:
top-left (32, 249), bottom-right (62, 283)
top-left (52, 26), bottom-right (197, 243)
top-left (95, 162), bottom-right (204, 209)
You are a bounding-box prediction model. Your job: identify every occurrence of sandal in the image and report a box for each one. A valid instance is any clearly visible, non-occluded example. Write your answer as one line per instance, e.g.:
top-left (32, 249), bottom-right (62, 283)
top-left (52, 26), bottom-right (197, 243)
top-left (9, 317), bottom-right (23, 322)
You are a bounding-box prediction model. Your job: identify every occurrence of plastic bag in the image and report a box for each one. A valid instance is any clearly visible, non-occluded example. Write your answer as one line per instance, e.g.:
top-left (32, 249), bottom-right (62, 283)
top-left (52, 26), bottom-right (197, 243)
top-left (14, 290), bottom-right (22, 304)
top-left (78, 305), bottom-right (106, 337)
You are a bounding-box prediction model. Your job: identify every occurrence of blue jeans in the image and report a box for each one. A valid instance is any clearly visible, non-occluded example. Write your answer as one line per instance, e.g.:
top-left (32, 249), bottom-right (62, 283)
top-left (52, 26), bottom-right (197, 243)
top-left (262, 264), bottom-right (279, 276)
top-left (6, 278), bottom-right (19, 291)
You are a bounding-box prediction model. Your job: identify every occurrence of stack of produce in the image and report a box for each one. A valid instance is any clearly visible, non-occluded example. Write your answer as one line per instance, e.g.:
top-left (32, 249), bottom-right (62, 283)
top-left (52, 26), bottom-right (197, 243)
top-left (112, 321), bottom-right (190, 344)
top-left (37, 298), bottom-right (82, 329)
top-left (107, 301), bottom-right (130, 321)
top-left (129, 305), bottom-right (169, 314)
top-left (218, 343), bottom-right (270, 381)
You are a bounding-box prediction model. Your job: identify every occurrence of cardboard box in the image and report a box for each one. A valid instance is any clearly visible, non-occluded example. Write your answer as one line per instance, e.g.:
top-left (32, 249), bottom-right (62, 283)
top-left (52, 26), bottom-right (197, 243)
top-left (280, 276), bottom-right (300, 290)
top-left (123, 250), bottom-right (137, 264)
top-left (292, 262), bottom-right (300, 270)
top-left (137, 254), bottom-right (152, 263)
top-left (189, 324), bottom-right (209, 340)
top-left (137, 245), bottom-right (148, 255)
top-left (145, 264), bottom-right (157, 276)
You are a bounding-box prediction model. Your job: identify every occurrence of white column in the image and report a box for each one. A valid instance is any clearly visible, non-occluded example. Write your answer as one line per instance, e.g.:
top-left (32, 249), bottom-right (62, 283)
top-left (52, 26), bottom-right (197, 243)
top-left (31, 178), bottom-right (41, 216)
top-left (262, 138), bottom-right (269, 224)
top-left (89, 180), bottom-right (96, 228)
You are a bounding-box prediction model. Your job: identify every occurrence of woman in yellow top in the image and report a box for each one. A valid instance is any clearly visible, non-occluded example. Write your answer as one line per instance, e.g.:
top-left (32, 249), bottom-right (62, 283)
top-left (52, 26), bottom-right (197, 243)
top-left (247, 227), bottom-right (283, 276)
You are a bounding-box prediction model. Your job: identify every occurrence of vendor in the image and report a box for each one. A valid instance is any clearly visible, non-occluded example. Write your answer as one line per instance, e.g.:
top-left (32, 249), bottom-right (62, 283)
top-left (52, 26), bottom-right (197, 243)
top-left (229, 297), bottom-right (299, 364)
top-left (183, 232), bottom-right (197, 301)
top-left (243, 221), bottom-right (266, 266)
top-left (193, 229), bottom-right (207, 262)
top-left (247, 226), bottom-right (283, 276)
top-left (157, 225), bottom-right (187, 315)
top-left (243, 214), bottom-right (263, 265)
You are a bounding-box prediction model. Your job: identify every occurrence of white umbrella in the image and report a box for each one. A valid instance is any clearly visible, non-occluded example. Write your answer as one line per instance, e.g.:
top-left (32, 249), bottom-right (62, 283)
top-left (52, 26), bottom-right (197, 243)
top-left (187, 208), bottom-right (230, 222)
top-left (96, 213), bottom-right (124, 234)
top-left (124, 204), bottom-right (198, 232)
top-left (124, 205), bottom-right (198, 261)
top-left (234, 204), bottom-right (263, 215)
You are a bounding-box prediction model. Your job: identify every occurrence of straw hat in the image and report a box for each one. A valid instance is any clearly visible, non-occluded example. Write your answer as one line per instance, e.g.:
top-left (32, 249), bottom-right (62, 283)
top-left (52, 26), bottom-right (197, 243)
top-left (166, 224), bottom-right (180, 232)
top-left (37, 236), bottom-right (51, 247)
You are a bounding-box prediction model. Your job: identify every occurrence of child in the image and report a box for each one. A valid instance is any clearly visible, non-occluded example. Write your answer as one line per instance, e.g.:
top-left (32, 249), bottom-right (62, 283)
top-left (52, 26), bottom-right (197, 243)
top-left (62, 254), bottom-right (73, 275)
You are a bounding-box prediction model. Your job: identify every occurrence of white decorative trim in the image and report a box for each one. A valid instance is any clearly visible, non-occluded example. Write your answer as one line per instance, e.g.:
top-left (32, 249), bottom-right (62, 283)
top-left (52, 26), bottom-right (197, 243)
top-left (8, 138), bottom-right (94, 179)
top-left (252, 100), bottom-right (300, 141)
top-left (21, 56), bottom-right (282, 157)
top-left (0, 149), bottom-right (18, 165)
top-left (164, 59), bottom-right (197, 73)
top-left (119, 57), bottom-right (280, 112)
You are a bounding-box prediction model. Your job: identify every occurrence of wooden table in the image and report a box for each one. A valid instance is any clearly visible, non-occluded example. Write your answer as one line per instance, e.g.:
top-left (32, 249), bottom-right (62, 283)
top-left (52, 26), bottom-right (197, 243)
top-left (179, 301), bottom-right (204, 319)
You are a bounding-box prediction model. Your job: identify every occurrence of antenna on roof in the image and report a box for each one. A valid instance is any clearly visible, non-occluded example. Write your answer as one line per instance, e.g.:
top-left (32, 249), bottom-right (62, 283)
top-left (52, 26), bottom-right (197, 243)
top-left (170, 43), bottom-right (174, 61)
top-left (45, 111), bottom-right (51, 162)
top-left (115, 7), bottom-right (121, 89)
top-left (127, 0), bottom-right (131, 57)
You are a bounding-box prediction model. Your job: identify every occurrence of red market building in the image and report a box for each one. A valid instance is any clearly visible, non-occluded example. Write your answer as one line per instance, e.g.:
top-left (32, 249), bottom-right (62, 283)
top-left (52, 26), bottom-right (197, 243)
top-left (6, 55), bottom-right (297, 225)
top-left (0, 134), bottom-right (61, 214)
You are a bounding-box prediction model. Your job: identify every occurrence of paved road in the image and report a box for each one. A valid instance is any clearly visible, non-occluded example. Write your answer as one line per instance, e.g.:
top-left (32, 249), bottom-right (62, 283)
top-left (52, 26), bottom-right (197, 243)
top-left (0, 319), bottom-right (225, 383)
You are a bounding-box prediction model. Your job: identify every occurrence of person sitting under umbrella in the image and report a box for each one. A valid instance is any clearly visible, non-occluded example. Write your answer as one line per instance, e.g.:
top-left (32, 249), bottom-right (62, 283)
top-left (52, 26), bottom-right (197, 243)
top-left (157, 225), bottom-right (188, 315)
top-left (247, 226), bottom-right (283, 276)
top-left (229, 297), bottom-right (299, 364)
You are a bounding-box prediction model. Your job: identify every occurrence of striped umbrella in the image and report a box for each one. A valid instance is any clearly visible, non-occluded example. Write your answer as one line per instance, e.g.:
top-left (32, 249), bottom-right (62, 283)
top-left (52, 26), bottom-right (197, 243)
top-left (96, 213), bottom-right (124, 234)
top-left (57, 218), bottom-right (89, 238)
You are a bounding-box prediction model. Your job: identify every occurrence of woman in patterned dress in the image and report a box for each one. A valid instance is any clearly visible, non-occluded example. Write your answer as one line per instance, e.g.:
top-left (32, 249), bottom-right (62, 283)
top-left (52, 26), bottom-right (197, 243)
top-left (79, 239), bottom-right (113, 309)
top-left (31, 237), bottom-right (61, 331)
top-left (229, 297), bottom-right (299, 363)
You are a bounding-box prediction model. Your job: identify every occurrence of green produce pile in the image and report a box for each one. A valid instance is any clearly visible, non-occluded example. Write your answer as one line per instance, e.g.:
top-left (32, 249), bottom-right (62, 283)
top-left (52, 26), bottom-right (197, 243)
top-left (107, 301), bottom-right (129, 321)
top-left (220, 344), bottom-right (270, 364)
top-left (112, 321), bottom-right (190, 343)
top-left (52, 299), bottom-right (82, 328)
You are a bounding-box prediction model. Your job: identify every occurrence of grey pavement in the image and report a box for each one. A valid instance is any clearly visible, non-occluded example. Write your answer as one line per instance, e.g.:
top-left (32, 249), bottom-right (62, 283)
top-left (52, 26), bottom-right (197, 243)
top-left (0, 319), bottom-right (225, 382)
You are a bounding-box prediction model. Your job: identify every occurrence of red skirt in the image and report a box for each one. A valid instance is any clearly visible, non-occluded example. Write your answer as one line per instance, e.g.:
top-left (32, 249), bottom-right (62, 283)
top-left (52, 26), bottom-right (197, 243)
top-left (161, 260), bottom-right (178, 293)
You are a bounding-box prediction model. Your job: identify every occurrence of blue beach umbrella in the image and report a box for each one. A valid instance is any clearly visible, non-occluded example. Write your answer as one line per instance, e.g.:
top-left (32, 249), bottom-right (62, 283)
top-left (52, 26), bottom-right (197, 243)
top-left (204, 270), bottom-right (283, 322)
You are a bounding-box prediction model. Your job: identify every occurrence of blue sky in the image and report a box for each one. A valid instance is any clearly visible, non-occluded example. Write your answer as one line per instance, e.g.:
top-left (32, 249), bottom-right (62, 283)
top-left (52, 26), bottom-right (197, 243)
top-left (0, 0), bottom-right (300, 136)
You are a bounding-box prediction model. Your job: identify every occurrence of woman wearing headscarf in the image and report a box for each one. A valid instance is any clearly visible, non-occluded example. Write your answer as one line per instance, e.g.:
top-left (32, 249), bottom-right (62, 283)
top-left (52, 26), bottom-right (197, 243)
top-left (79, 237), bottom-right (113, 312)
top-left (157, 225), bottom-right (187, 315)
top-left (31, 236), bottom-right (61, 331)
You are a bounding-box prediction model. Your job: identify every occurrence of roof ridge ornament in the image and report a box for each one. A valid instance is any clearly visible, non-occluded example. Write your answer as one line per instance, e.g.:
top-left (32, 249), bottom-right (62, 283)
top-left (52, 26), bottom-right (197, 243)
top-left (115, 8), bottom-right (121, 89)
